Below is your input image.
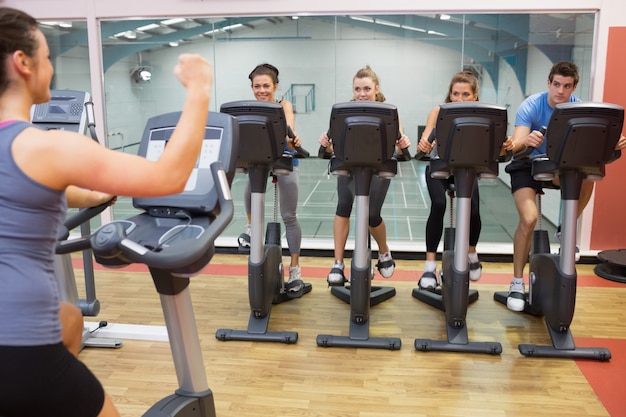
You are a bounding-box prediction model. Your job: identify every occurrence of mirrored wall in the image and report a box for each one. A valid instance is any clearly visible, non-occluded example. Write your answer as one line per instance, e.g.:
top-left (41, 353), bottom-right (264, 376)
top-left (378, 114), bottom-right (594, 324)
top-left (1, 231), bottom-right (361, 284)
top-left (41, 12), bottom-right (596, 246)
top-left (96, 14), bottom-right (594, 154)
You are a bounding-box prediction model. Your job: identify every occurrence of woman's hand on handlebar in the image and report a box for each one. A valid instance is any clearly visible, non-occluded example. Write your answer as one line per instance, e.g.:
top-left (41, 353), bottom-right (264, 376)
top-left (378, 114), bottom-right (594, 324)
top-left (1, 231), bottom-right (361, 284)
top-left (318, 132), bottom-right (334, 153)
top-left (394, 134), bottom-right (411, 161)
top-left (317, 132), bottom-right (334, 158)
top-left (396, 134), bottom-right (411, 151)
top-left (66, 186), bottom-right (117, 209)
top-left (318, 132), bottom-right (331, 148)
top-left (615, 134), bottom-right (626, 151)
top-left (287, 131), bottom-right (302, 149)
top-left (83, 191), bottom-right (116, 208)
top-left (417, 135), bottom-right (434, 154)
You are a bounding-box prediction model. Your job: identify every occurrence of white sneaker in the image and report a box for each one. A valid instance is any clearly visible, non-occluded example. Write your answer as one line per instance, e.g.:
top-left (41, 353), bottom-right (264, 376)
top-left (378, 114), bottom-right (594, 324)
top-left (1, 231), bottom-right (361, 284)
top-left (377, 251), bottom-right (395, 278)
top-left (237, 224), bottom-right (251, 251)
top-left (287, 265), bottom-right (303, 292)
top-left (469, 261), bottom-right (482, 281)
top-left (506, 281), bottom-right (526, 312)
top-left (327, 261), bottom-right (346, 285)
top-left (574, 247), bottom-right (581, 262)
top-left (418, 270), bottom-right (437, 289)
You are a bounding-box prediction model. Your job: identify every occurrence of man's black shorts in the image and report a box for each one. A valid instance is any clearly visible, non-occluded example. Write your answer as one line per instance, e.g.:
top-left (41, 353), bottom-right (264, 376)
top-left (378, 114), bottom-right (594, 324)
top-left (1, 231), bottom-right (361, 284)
top-left (505, 160), bottom-right (558, 193)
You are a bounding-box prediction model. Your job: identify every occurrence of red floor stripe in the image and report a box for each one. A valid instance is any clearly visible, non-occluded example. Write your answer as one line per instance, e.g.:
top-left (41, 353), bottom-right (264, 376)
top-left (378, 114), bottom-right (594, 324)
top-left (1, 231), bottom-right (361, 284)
top-left (575, 337), bottom-right (626, 417)
top-left (74, 258), bottom-right (626, 288)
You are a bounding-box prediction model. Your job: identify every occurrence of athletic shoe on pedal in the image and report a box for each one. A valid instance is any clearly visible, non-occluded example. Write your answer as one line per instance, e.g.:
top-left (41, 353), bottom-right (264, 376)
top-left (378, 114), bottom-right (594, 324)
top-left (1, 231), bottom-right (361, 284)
top-left (554, 226), bottom-right (581, 262)
top-left (237, 224), bottom-right (251, 253)
top-left (287, 265), bottom-right (303, 293)
top-left (418, 270), bottom-right (437, 290)
top-left (469, 261), bottom-right (482, 281)
top-left (554, 226), bottom-right (562, 244)
top-left (327, 261), bottom-right (346, 286)
top-left (377, 251), bottom-right (395, 278)
top-left (506, 281), bottom-right (526, 312)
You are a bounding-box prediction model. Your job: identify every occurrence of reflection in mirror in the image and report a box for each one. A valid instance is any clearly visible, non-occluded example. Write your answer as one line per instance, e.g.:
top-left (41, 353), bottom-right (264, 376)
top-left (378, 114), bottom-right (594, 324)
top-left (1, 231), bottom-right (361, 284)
top-left (39, 20), bottom-right (90, 93)
top-left (98, 13), bottom-right (593, 155)
top-left (94, 14), bottom-right (595, 247)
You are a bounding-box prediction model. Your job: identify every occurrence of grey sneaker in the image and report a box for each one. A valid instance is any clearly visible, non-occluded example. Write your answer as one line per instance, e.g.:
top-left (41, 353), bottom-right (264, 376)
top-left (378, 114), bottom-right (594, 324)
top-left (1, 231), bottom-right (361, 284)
top-left (287, 265), bottom-right (303, 293)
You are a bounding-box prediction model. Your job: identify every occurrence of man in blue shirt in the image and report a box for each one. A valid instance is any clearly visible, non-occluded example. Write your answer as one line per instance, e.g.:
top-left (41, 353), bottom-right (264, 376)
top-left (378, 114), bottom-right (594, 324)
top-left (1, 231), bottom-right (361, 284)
top-left (503, 62), bottom-right (617, 311)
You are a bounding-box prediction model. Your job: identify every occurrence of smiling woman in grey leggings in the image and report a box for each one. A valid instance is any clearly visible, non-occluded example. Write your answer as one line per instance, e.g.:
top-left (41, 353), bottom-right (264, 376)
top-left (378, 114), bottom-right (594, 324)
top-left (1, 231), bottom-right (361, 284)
top-left (239, 63), bottom-right (304, 292)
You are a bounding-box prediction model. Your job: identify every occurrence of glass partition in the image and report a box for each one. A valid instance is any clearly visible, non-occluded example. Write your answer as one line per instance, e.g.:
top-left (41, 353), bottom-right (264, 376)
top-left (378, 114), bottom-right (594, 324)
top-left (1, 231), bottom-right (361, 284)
top-left (46, 12), bottom-right (596, 248)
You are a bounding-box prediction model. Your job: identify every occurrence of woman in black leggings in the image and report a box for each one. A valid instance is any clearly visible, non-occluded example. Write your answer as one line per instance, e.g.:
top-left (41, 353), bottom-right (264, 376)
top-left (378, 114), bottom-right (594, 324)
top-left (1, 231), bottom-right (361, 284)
top-left (416, 71), bottom-right (483, 289)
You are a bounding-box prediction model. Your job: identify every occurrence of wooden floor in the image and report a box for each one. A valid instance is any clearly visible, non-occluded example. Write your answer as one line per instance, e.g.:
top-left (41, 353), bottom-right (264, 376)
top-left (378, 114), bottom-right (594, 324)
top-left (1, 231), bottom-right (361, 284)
top-left (75, 255), bottom-right (626, 417)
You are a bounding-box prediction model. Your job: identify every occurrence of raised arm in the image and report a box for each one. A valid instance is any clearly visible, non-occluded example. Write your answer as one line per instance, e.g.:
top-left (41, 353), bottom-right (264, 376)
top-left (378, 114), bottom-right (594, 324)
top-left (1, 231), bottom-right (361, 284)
top-left (16, 54), bottom-right (213, 198)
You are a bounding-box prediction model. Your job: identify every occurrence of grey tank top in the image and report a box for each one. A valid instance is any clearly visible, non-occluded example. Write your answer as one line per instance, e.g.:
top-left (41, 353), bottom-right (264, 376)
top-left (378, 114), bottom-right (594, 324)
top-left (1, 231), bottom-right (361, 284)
top-left (0, 121), bottom-right (67, 346)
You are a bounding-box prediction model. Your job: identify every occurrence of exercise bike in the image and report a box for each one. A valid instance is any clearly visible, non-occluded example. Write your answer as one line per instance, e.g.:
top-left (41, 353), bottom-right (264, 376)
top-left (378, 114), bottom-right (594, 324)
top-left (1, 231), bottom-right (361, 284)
top-left (57, 110), bottom-right (239, 416)
top-left (414, 128), bottom-right (480, 307)
top-left (494, 102), bottom-right (623, 360)
top-left (32, 89), bottom-right (122, 349)
top-left (215, 100), bottom-right (312, 344)
top-left (413, 102), bottom-right (507, 355)
top-left (237, 125), bottom-right (309, 254)
top-left (316, 101), bottom-right (407, 350)
top-left (56, 199), bottom-right (121, 349)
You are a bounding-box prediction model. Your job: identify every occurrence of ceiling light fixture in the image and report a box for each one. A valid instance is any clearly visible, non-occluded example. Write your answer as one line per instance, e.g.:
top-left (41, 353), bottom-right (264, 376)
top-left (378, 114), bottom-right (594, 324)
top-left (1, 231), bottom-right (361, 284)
top-left (136, 23), bottom-right (160, 32)
top-left (427, 30), bottom-right (447, 36)
top-left (161, 18), bottom-right (186, 26)
top-left (349, 16), bottom-right (375, 24)
top-left (402, 25), bottom-right (426, 33)
top-left (375, 19), bottom-right (401, 28)
top-left (40, 21), bottom-right (72, 28)
top-left (221, 23), bottom-right (243, 31)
